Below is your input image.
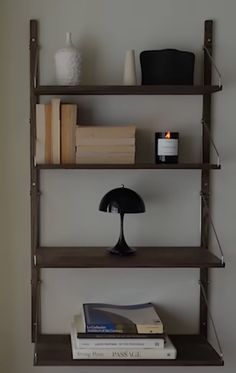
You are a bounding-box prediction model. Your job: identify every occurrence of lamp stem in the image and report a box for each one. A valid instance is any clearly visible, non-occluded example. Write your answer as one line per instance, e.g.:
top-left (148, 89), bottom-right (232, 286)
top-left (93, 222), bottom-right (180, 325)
top-left (109, 213), bottom-right (136, 255)
top-left (119, 212), bottom-right (125, 243)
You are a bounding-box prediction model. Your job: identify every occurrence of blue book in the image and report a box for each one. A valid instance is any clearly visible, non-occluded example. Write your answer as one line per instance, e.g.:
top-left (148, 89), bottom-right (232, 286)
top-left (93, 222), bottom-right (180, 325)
top-left (82, 303), bottom-right (164, 334)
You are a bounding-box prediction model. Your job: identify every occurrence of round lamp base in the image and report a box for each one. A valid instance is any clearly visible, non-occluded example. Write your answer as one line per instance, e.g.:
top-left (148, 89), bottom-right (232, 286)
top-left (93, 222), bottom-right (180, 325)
top-left (108, 241), bottom-right (136, 256)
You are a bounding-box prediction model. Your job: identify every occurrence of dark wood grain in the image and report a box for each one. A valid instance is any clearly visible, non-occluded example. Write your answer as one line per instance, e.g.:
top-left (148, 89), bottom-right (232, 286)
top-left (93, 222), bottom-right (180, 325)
top-left (34, 334), bottom-right (224, 366)
top-left (36, 163), bottom-right (221, 170)
top-left (34, 85), bottom-right (222, 96)
top-left (36, 247), bottom-right (224, 268)
top-left (200, 19), bottom-right (213, 338)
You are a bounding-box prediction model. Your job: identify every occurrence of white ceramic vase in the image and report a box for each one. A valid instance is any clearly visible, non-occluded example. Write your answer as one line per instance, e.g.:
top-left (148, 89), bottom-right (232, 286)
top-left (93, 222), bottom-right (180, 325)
top-left (123, 49), bottom-right (137, 85)
top-left (55, 32), bottom-right (82, 85)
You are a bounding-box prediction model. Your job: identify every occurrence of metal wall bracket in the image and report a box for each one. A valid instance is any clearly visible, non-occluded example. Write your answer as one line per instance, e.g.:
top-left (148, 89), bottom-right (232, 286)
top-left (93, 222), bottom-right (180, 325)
top-left (200, 192), bottom-right (225, 265)
top-left (201, 119), bottom-right (221, 167)
top-left (34, 352), bottom-right (38, 365)
top-left (33, 255), bottom-right (37, 267)
top-left (203, 46), bottom-right (222, 88)
top-left (199, 281), bottom-right (224, 359)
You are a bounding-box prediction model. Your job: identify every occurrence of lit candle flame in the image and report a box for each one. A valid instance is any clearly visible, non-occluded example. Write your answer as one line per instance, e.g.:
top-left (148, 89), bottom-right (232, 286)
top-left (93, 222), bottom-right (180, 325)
top-left (165, 131), bottom-right (171, 139)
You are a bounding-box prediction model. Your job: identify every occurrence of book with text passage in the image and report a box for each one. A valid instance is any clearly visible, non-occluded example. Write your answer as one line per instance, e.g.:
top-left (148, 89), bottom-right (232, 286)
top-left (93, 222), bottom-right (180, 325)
top-left (71, 324), bottom-right (176, 360)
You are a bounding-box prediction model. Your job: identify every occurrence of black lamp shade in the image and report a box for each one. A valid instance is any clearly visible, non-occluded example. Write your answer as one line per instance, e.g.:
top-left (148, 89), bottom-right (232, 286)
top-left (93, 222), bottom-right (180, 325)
top-left (99, 186), bottom-right (145, 214)
top-left (99, 186), bottom-right (145, 256)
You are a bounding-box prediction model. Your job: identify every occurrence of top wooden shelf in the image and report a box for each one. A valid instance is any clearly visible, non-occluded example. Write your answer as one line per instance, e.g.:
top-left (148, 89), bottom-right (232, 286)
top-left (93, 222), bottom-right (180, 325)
top-left (34, 85), bottom-right (222, 96)
top-left (36, 163), bottom-right (220, 170)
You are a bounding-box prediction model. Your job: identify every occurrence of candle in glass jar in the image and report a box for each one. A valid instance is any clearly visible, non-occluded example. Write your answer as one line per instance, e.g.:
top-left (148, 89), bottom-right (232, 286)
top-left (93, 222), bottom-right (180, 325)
top-left (155, 132), bottom-right (179, 163)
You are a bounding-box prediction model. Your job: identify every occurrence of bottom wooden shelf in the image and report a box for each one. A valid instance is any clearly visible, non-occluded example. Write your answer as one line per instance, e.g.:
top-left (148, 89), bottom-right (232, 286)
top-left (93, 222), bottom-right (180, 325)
top-left (34, 334), bottom-right (223, 366)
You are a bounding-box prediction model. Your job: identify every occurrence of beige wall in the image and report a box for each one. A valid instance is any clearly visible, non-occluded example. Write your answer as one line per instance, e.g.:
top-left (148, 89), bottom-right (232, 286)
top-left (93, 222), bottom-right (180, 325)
top-left (0, 1), bottom-right (235, 372)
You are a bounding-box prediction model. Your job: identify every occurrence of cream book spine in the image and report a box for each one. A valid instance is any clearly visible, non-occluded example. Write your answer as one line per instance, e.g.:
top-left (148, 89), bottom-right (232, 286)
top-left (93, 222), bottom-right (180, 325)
top-left (51, 98), bottom-right (61, 164)
top-left (76, 138), bottom-right (135, 146)
top-left (76, 153), bottom-right (135, 164)
top-left (44, 104), bottom-right (52, 163)
top-left (35, 104), bottom-right (45, 164)
top-left (76, 126), bottom-right (136, 139)
top-left (35, 104), bottom-right (52, 164)
top-left (61, 104), bottom-right (77, 164)
top-left (77, 145), bottom-right (135, 154)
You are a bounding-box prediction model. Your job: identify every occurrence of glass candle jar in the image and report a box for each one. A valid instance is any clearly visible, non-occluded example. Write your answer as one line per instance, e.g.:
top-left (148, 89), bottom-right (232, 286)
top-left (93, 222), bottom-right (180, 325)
top-left (155, 132), bottom-right (179, 163)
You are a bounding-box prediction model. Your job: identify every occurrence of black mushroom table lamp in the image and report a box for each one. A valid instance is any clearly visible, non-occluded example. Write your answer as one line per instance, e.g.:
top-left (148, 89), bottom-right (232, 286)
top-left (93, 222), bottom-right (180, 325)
top-left (99, 185), bottom-right (145, 256)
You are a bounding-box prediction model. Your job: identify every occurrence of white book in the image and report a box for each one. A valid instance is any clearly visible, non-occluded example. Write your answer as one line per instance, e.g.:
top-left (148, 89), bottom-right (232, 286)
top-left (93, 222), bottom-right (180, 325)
top-left (51, 98), bottom-right (60, 164)
top-left (72, 315), bottom-right (165, 349)
top-left (71, 325), bottom-right (177, 360)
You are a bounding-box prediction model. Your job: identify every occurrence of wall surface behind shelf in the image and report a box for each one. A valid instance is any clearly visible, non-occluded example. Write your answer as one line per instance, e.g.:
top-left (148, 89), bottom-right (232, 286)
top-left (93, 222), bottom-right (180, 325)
top-left (0, 0), bottom-right (236, 373)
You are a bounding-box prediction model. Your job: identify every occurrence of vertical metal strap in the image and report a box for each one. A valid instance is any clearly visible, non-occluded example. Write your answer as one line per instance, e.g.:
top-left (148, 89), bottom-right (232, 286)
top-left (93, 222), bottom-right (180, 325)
top-left (200, 19), bottom-right (213, 339)
top-left (33, 279), bottom-right (41, 365)
top-left (34, 45), bottom-right (39, 89)
top-left (34, 280), bottom-right (41, 341)
top-left (199, 282), bottom-right (224, 359)
top-left (30, 19), bottom-right (40, 342)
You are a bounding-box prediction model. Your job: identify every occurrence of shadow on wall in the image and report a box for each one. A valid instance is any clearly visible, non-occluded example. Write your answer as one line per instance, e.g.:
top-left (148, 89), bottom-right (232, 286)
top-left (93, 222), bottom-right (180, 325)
top-left (79, 34), bottom-right (100, 85)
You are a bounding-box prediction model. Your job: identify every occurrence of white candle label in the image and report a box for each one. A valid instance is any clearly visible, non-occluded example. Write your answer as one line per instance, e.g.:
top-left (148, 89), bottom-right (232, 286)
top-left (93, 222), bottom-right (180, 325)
top-left (157, 139), bottom-right (178, 156)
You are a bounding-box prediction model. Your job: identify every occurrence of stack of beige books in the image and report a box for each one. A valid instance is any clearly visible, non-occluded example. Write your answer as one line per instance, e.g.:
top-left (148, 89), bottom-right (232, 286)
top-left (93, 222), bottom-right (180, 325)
top-left (75, 125), bottom-right (136, 164)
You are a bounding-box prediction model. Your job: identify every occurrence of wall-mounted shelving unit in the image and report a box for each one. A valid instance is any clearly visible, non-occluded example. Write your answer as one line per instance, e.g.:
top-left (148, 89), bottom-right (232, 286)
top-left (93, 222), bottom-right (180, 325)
top-left (30, 19), bottom-right (224, 366)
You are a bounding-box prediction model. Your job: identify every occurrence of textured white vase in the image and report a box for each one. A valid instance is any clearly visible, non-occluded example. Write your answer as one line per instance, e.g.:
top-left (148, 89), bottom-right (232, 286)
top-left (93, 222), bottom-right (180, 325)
top-left (123, 49), bottom-right (137, 85)
top-left (55, 32), bottom-right (82, 85)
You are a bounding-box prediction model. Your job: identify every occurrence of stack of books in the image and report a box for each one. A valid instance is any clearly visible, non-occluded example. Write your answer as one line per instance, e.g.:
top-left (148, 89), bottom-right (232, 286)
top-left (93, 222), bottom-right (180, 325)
top-left (36, 98), bottom-right (77, 165)
top-left (70, 302), bottom-right (177, 360)
top-left (75, 126), bottom-right (136, 164)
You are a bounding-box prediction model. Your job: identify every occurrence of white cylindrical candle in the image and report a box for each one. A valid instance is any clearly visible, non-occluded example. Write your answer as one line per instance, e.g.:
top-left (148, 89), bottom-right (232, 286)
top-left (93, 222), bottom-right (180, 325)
top-left (123, 49), bottom-right (137, 85)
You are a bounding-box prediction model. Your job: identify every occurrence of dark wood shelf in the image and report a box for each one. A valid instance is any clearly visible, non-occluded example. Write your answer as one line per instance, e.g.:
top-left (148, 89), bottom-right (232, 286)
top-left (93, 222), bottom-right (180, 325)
top-left (37, 163), bottom-right (221, 170)
top-left (36, 246), bottom-right (224, 268)
top-left (34, 334), bottom-right (223, 366)
top-left (34, 85), bottom-right (222, 96)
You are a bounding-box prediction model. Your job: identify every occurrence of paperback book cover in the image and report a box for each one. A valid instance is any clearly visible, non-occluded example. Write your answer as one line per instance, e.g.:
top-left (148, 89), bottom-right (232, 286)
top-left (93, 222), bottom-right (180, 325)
top-left (71, 324), bottom-right (176, 360)
top-left (82, 303), bottom-right (164, 334)
top-left (73, 315), bottom-right (165, 349)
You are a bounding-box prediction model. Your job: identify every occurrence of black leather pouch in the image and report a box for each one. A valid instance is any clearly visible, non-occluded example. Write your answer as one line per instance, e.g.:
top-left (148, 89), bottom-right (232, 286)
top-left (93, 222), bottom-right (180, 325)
top-left (140, 49), bottom-right (195, 85)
